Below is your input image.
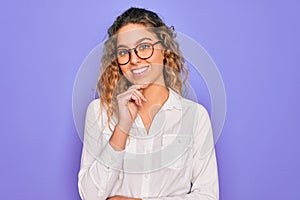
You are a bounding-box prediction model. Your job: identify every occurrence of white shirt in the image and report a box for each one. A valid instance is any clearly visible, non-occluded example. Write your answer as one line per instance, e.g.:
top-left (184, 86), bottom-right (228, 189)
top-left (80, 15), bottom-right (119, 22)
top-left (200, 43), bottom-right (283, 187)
top-left (78, 88), bottom-right (219, 200)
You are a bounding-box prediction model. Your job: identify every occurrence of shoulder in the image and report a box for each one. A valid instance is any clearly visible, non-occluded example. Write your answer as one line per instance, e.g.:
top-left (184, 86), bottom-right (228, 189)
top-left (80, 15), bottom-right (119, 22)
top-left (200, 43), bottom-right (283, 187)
top-left (180, 96), bottom-right (210, 118)
top-left (85, 98), bottom-right (117, 131)
top-left (168, 88), bottom-right (210, 120)
top-left (86, 98), bottom-right (101, 116)
top-left (85, 98), bottom-right (110, 123)
top-left (86, 98), bottom-right (111, 113)
top-left (87, 98), bottom-right (100, 108)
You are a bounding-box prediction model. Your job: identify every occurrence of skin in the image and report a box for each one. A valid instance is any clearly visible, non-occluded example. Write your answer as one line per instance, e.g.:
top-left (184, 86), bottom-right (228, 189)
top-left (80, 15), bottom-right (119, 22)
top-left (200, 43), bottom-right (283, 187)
top-left (116, 24), bottom-right (166, 86)
top-left (108, 23), bottom-right (170, 200)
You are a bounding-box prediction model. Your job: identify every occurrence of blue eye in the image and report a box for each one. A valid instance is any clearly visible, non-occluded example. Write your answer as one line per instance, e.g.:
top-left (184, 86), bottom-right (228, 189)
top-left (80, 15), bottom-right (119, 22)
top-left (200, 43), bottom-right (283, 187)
top-left (138, 43), bottom-right (151, 51)
top-left (118, 49), bottom-right (128, 56)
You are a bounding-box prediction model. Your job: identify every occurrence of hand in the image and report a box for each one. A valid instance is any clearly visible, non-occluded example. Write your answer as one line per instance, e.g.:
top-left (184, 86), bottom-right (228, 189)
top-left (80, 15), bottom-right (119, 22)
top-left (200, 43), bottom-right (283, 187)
top-left (107, 195), bottom-right (142, 200)
top-left (116, 84), bottom-right (148, 133)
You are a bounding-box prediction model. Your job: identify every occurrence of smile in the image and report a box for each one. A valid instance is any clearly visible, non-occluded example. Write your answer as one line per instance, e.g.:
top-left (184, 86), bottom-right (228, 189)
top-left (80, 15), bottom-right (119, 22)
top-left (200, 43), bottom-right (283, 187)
top-left (131, 66), bottom-right (149, 76)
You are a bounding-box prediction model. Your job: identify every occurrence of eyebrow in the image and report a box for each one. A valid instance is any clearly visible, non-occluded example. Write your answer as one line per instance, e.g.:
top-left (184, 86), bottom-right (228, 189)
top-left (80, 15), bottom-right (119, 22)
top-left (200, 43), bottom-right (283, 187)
top-left (117, 37), bottom-right (153, 49)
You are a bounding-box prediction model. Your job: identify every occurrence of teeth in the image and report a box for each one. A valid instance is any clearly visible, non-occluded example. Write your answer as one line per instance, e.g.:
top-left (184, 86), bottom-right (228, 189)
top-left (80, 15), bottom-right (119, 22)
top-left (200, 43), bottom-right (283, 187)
top-left (132, 66), bottom-right (148, 74)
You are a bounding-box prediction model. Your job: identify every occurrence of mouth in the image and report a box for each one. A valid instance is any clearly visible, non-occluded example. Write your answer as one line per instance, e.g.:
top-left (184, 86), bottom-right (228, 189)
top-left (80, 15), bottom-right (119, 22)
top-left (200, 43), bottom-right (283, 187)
top-left (131, 66), bottom-right (149, 77)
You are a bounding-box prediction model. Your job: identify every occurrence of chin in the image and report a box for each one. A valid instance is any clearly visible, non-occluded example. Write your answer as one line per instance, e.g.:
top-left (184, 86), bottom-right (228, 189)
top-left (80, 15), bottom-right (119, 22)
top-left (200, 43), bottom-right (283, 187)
top-left (130, 79), bottom-right (149, 85)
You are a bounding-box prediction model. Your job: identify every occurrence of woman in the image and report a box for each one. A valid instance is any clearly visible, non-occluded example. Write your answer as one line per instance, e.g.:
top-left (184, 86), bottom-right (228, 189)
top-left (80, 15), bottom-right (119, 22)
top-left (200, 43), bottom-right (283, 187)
top-left (78, 7), bottom-right (219, 200)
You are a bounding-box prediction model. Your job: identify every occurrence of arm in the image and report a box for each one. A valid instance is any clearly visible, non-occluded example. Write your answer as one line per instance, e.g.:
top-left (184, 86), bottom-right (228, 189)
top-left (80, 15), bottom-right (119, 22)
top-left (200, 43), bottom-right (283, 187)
top-left (143, 105), bottom-right (219, 200)
top-left (78, 100), bottom-right (126, 200)
top-left (78, 85), bottom-right (149, 200)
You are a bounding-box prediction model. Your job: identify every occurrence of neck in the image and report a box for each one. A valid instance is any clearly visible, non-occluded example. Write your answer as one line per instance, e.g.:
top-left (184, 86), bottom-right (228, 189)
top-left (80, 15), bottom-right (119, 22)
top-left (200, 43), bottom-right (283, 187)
top-left (141, 83), bottom-right (169, 108)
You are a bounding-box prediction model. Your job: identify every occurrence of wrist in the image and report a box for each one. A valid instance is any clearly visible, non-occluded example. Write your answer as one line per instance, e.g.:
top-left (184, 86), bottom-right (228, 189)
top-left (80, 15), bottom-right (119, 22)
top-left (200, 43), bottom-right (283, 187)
top-left (109, 124), bottom-right (129, 151)
top-left (117, 121), bottom-right (133, 134)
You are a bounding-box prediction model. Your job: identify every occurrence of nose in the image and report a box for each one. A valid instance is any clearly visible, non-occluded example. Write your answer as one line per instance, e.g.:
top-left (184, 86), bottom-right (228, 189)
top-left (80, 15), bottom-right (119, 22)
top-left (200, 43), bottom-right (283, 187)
top-left (130, 50), bottom-right (140, 65)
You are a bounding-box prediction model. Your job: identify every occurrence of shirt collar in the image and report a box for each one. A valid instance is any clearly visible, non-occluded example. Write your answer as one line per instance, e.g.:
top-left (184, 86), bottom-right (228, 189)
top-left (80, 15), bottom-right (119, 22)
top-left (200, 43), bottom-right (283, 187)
top-left (161, 87), bottom-right (183, 110)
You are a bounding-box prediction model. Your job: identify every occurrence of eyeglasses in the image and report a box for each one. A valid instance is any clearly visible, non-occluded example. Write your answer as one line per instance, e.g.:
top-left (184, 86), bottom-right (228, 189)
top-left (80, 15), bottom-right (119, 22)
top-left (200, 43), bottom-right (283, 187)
top-left (116, 41), bottom-right (162, 65)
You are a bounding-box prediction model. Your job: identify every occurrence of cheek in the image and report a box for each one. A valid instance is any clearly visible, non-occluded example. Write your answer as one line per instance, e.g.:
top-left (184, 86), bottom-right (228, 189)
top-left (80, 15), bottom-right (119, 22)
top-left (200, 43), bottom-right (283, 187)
top-left (148, 51), bottom-right (164, 64)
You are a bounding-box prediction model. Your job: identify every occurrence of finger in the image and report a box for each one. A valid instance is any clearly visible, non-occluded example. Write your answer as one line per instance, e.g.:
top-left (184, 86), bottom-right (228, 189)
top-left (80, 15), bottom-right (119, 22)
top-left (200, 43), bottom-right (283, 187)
top-left (125, 88), bottom-right (141, 104)
top-left (134, 90), bottom-right (147, 102)
top-left (133, 92), bottom-right (143, 106)
top-left (121, 84), bottom-right (149, 104)
top-left (127, 85), bottom-right (147, 101)
top-left (121, 88), bottom-right (138, 102)
top-left (130, 93), bottom-right (142, 106)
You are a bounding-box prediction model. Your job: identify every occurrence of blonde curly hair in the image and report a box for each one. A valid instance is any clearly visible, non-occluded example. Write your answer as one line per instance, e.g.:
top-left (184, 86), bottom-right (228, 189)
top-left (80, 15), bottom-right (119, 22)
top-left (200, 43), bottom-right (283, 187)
top-left (96, 7), bottom-right (188, 130)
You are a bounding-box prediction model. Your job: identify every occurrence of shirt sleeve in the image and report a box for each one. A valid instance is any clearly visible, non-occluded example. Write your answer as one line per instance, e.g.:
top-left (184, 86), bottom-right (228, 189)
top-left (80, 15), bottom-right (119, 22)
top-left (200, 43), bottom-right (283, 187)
top-left (78, 99), bottom-right (125, 200)
top-left (143, 104), bottom-right (219, 200)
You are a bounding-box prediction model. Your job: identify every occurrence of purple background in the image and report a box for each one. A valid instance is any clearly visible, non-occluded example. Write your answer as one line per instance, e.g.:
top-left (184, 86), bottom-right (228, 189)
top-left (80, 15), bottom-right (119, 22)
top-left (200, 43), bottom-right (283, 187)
top-left (1, 0), bottom-right (299, 199)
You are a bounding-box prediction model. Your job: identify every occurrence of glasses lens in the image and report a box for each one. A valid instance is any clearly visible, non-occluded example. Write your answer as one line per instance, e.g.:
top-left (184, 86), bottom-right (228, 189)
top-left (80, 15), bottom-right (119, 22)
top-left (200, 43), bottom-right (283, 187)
top-left (136, 43), bottom-right (153, 59)
top-left (117, 49), bottom-right (129, 65)
top-left (116, 43), bottom-right (155, 65)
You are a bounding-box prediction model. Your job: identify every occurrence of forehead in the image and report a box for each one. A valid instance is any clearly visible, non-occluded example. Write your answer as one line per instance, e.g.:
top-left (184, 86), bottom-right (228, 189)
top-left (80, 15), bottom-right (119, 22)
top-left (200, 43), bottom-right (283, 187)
top-left (116, 23), bottom-right (157, 47)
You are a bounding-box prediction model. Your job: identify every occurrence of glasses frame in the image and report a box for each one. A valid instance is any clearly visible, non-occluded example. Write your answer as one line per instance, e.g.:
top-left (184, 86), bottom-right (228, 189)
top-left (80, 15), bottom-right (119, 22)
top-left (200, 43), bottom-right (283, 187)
top-left (116, 41), bottom-right (162, 65)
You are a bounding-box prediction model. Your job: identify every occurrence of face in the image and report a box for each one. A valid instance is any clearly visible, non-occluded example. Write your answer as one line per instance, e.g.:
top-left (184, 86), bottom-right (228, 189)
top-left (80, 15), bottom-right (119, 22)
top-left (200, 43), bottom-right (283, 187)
top-left (116, 23), bottom-right (165, 86)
